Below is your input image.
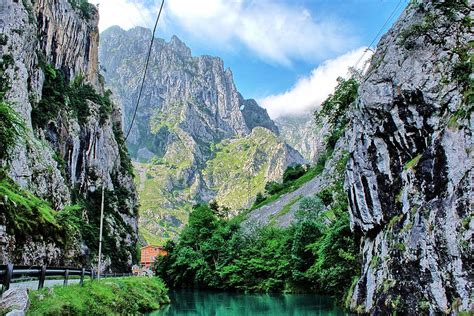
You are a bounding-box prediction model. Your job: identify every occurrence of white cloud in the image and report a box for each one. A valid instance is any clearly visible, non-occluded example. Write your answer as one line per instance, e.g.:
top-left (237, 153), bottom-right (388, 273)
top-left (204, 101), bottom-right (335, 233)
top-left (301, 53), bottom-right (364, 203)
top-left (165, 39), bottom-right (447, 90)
top-left (89, 0), bottom-right (357, 66)
top-left (259, 47), bottom-right (373, 119)
top-left (166, 0), bottom-right (356, 65)
top-left (88, 0), bottom-right (158, 31)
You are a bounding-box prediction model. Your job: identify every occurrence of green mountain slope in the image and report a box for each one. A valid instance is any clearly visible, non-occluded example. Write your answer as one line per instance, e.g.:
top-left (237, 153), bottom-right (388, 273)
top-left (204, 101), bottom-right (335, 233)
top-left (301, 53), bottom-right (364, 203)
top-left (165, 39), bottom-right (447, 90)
top-left (134, 127), bottom-right (304, 244)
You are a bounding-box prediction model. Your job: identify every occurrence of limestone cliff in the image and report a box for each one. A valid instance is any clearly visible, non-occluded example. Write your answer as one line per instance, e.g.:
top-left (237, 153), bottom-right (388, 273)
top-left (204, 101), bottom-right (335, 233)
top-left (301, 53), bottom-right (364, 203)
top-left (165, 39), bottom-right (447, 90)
top-left (345, 0), bottom-right (473, 313)
top-left (0, 0), bottom-right (138, 271)
top-left (241, 99), bottom-right (279, 135)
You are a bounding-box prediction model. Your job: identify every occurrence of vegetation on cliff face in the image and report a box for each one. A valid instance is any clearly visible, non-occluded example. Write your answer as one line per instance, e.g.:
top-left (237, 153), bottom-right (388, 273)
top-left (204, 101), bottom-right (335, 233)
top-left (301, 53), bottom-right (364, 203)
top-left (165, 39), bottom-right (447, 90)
top-left (28, 277), bottom-right (169, 315)
top-left (0, 165), bottom-right (137, 268)
top-left (0, 170), bottom-right (79, 251)
top-left (314, 77), bottom-right (359, 149)
top-left (203, 127), bottom-right (284, 211)
top-left (0, 102), bottom-right (25, 162)
top-left (0, 54), bottom-right (24, 162)
top-left (32, 65), bottom-right (113, 129)
top-left (67, 0), bottom-right (96, 20)
top-left (134, 158), bottom-right (193, 245)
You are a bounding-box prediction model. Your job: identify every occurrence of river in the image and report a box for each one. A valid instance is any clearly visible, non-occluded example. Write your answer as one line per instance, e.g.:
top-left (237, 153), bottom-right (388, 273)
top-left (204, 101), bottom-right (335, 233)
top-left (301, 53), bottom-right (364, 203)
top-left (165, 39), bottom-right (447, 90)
top-left (150, 289), bottom-right (349, 315)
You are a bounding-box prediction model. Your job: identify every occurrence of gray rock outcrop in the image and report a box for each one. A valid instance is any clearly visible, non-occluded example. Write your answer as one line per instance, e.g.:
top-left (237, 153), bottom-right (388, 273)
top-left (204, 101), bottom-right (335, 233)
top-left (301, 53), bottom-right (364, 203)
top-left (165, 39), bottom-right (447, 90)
top-left (241, 99), bottom-right (279, 135)
top-left (276, 115), bottom-right (328, 163)
top-left (0, 289), bottom-right (29, 315)
top-left (99, 27), bottom-right (251, 161)
top-left (345, 1), bottom-right (473, 313)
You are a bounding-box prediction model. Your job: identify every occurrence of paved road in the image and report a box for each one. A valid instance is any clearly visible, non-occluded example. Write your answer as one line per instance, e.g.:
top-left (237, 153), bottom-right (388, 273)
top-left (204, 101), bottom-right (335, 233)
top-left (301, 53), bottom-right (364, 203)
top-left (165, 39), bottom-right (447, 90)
top-left (242, 175), bottom-right (323, 229)
top-left (8, 279), bottom-right (81, 291)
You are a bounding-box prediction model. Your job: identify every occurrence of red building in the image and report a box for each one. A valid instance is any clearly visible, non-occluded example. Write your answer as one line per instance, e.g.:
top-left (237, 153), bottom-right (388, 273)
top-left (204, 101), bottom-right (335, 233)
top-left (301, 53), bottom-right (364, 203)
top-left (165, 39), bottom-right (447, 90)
top-left (140, 245), bottom-right (167, 268)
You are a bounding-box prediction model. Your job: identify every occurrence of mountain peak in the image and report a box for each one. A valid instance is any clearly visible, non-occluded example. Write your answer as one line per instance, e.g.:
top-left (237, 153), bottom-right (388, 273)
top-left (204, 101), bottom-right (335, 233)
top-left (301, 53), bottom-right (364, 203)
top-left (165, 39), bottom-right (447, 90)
top-left (168, 35), bottom-right (191, 57)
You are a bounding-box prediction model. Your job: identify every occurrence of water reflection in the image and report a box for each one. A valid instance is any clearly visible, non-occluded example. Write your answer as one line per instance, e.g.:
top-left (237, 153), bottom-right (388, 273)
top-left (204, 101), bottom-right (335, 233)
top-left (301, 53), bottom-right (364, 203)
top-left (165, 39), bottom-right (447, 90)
top-left (150, 289), bottom-right (349, 315)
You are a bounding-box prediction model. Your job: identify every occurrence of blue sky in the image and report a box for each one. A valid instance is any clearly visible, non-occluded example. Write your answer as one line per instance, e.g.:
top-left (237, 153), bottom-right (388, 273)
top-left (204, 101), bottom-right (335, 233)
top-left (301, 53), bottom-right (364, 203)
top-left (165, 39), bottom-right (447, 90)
top-left (90, 0), bottom-right (408, 118)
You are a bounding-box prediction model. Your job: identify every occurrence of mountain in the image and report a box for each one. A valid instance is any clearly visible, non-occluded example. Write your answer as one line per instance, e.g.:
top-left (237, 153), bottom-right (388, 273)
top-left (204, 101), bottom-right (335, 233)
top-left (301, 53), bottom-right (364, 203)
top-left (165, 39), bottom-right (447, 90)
top-left (345, 0), bottom-right (473, 313)
top-left (99, 27), bottom-right (304, 243)
top-left (0, 0), bottom-right (138, 271)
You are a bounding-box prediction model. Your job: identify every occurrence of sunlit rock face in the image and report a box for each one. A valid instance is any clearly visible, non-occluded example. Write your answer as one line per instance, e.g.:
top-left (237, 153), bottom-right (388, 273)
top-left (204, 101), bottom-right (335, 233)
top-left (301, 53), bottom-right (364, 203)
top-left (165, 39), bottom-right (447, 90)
top-left (275, 115), bottom-right (329, 163)
top-left (345, 1), bottom-right (473, 314)
top-left (0, 0), bottom-right (138, 270)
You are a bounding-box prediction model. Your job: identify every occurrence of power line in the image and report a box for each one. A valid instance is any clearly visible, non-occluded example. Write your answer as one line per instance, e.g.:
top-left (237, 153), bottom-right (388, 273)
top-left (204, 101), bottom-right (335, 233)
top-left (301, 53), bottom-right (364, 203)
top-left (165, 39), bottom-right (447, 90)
top-left (124, 0), bottom-right (165, 141)
top-left (97, 0), bottom-right (165, 279)
top-left (369, 0), bottom-right (405, 49)
top-left (352, 0), bottom-right (407, 71)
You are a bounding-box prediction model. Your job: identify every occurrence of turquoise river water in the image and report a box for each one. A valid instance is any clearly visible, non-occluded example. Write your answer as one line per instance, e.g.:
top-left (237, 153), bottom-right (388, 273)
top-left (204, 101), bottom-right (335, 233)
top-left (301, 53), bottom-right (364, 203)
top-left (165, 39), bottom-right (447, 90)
top-left (149, 289), bottom-right (350, 315)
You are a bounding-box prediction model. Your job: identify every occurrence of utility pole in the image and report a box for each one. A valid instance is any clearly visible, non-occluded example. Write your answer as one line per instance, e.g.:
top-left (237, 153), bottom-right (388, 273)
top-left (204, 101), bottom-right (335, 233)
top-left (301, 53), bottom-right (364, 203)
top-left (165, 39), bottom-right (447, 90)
top-left (247, 175), bottom-right (251, 208)
top-left (97, 176), bottom-right (105, 280)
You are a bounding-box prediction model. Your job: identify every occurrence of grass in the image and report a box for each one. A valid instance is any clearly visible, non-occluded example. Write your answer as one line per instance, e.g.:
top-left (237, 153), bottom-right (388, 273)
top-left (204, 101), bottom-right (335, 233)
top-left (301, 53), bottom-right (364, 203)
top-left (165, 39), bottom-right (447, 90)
top-left (0, 175), bottom-right (59, 233)
top-left (404, 154), bottom-right (422, 170)
top-left (203, 127), bottom-right (280, 210)
top-left (134, 161), bottom-right (192, 244)
top-left (251, 163), bottom-right (322, 211)
top-left (388, 214), bottom-right (403, 229)
top-left (28, 277), bottom-right (169, 315)
top-left (68, 0), bottom-right (95, 20)
top-left (150, 102), bottom-right (184, 134)
top-left (0, 103), bottom-right (24, 160)
top-left (269, 195), bottom-right (303, 225)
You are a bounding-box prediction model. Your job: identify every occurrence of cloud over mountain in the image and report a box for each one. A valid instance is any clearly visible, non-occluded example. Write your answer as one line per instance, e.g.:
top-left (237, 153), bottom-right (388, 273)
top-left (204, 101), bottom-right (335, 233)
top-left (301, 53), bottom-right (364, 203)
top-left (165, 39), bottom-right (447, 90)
top-left (259, 47), bottom-right (372, 119)
top-left (90, 0), bottom-right (356, 66)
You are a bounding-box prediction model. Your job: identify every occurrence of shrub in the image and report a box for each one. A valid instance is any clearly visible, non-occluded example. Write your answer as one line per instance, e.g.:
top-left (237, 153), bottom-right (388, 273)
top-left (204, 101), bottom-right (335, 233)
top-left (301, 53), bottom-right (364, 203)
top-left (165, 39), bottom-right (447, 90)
top-left (0, 102), bottom-right (25, 161)
top-left (113, 123), bottom-right (134, 175)
top-left (283, 164), bottom-right (308, 183)
top-left (28, 277), bottom-right (169, 315)
top-left (33, 66), bottom-right (115, 128)
top-left (314, 77), bottom-right (359, 130)
top-left (265, 181), bottom-right (285, 195)
top-left (0, 171), bottom-right (81, 248)
top-left (254, 192), bottom-right (266, 205)
top-left (68, 0), bottom-right (95, 20)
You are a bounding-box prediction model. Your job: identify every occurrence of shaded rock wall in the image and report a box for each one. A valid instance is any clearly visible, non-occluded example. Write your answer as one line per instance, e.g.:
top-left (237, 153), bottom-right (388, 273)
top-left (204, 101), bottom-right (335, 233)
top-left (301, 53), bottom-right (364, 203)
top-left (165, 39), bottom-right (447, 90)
top-left (345, 1), bottom-right (473, 313)
top-left (0, 0), bottom-right (138, 271)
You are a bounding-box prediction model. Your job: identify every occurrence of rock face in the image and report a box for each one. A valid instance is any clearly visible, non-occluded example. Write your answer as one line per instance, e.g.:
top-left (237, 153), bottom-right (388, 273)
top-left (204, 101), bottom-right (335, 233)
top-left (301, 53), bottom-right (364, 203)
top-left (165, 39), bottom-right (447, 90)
top-left (275, 115), bottom-right (328, 163)
top-left (0, 289), bottom-right (29, 315)
top-left (99, 27), bottom-right (304, 243)
top-left (99, 27), bottom-right (251, 162)
top-left (0, 0), bottom-right (138, 271)
top-left (345, 1), bottom-right (473, 313)
top-left (241, 99), bottom-right (279, 135)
